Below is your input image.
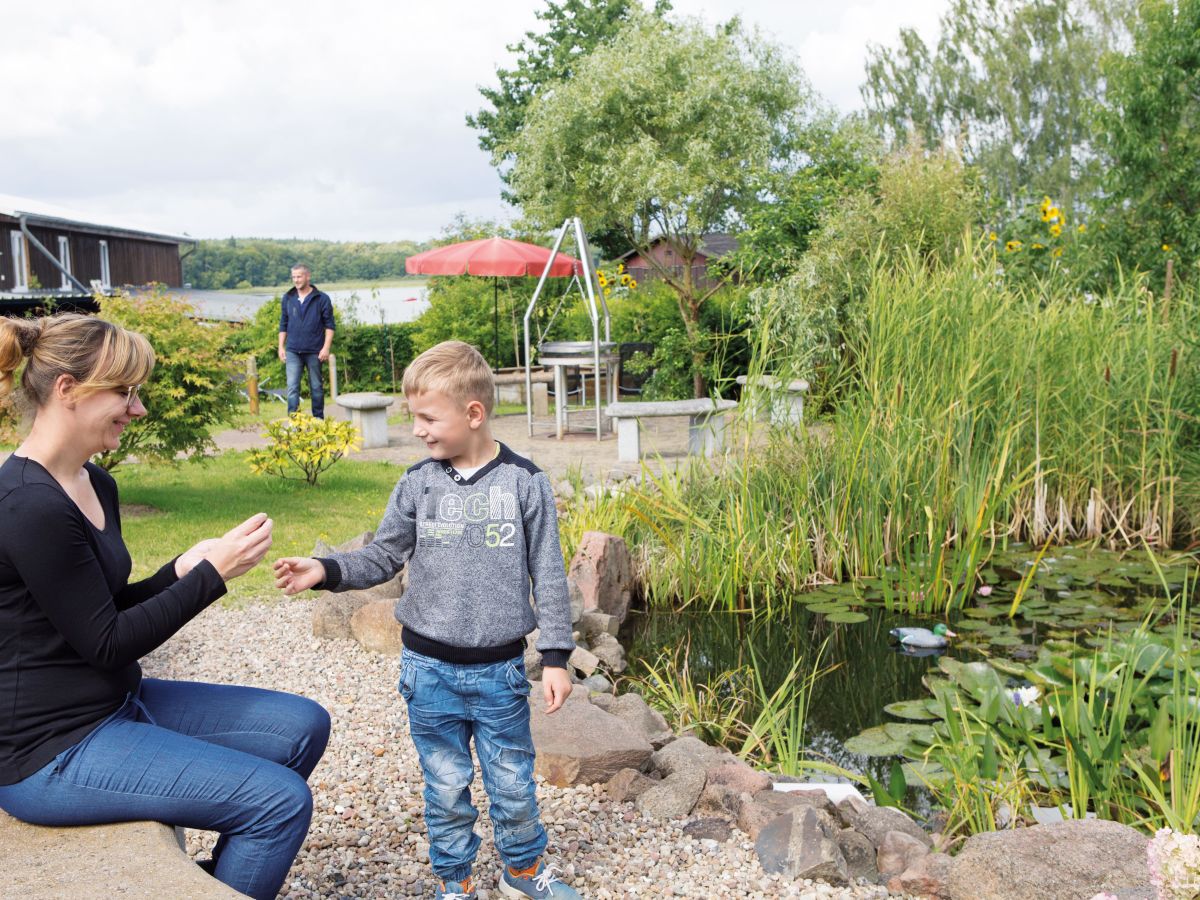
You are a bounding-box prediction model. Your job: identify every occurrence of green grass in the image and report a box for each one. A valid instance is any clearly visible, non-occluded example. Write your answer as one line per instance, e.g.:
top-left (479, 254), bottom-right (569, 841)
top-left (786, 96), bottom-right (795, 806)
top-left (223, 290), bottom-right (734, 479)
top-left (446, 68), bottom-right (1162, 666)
top-left (114, 452), bottom-right (411, 603)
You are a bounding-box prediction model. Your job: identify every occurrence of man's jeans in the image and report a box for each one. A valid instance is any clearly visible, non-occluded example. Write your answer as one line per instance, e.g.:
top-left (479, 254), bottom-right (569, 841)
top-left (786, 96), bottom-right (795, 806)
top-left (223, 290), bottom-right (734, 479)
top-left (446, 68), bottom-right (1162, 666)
top-left (0, 678), bottom-right (331, 900)
top-left (399, 649), bottom-right (547, 883)
top-left (285, 350), bottom-right (325, 418)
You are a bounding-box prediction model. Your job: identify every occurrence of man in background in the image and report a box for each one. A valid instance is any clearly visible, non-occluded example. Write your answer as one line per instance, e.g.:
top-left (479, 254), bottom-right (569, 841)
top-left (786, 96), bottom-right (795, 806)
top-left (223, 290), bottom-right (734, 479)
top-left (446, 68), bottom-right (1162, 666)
top-left (278, 264), bottom-right (335, 418)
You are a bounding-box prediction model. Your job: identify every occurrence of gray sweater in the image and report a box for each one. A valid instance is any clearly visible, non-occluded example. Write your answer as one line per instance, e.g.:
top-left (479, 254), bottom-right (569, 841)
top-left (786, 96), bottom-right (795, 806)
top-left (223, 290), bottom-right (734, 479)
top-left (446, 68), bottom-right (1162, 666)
top-left (319, 443), bottom-right (574, 665)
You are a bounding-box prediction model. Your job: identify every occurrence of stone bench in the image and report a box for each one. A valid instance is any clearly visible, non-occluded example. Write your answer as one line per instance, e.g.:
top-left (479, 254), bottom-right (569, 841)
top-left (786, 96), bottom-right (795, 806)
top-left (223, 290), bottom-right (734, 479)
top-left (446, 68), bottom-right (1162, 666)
top-left (494, 369), bottom-right (553, 415)
top-left (735, 375), bottom-right (809, 427)
top-left (335, 391), bottom-right (395, 449)
top-left (604, 398), bottom-right (738, 463)
top-left (0, 808), bottom-right (243, 898)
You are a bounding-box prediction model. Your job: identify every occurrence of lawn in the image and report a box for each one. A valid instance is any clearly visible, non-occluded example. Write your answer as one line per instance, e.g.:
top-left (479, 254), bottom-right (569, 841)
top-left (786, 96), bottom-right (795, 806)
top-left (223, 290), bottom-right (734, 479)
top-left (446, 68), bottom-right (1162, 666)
top-left (114, 452), bottom-right (408, 604)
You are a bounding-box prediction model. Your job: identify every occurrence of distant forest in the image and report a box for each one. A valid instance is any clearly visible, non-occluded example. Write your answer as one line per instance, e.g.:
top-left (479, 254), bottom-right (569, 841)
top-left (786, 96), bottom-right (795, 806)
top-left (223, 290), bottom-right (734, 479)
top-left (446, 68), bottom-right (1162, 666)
top-left (182, 237), bottom-right (428, 289)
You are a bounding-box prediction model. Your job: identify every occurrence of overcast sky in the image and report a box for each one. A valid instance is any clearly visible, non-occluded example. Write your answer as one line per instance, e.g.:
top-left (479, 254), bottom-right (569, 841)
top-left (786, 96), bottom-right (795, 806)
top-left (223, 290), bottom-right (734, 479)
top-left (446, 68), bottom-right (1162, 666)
top-left (5, 0), bottom-right (944, 242)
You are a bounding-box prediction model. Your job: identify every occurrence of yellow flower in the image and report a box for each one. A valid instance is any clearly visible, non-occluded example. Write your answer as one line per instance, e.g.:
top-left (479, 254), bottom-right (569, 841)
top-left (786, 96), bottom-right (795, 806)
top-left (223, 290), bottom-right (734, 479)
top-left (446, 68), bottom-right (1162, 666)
top-left (620, 274), bottom-right (631, 286)
top-left (988, 231), bottom-right (998, 242)
top-left (630, 279), bottom-right (638, 289)
top-left (1005, 240), bottom-right (1022, 252)
top-left (1032, 243), bottom-right (1045, 250)
top-left (1053, 247), bottom-right (1064, 258)
top-left (1077, 223), bottom-right (1087, 233)
top-left (603, 287), bottom-right (611, 297)
top-left (597, 273), bottom-right (608, 287)
top-left (1163, 244), bottom-right (1172, 252)
top-left (1049, 222), bottom-right (1063, 237)
top-left (617, 263), bottom-right (625, 274)
top-left (1040, 196), bottom-right (1052, 211)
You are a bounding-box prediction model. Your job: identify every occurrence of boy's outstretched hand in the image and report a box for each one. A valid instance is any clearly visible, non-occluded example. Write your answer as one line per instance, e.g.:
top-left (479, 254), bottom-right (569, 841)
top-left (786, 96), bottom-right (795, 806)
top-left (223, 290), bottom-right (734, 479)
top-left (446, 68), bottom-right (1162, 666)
top-left (273, 557), bottom-right (326, 595)
top-left (542, 666), bottom-right (572, 714)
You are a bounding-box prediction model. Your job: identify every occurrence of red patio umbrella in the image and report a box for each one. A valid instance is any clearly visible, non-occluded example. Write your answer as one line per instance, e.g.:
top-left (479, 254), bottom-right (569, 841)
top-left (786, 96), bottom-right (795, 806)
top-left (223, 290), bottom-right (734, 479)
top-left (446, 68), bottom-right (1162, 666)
top-left (405, 237), bottom-right (580, 370)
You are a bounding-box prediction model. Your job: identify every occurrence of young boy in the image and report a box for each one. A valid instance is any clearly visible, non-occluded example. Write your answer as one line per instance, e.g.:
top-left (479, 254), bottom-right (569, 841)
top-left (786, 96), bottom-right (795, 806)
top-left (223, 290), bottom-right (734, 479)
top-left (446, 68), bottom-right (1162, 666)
top-left (274, 341), bottom-right (581, 900)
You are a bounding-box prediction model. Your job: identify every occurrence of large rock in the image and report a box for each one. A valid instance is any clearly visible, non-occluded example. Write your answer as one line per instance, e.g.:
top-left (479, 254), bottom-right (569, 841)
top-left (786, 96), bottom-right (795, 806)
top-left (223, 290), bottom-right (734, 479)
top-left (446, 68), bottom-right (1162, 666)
top-left (755, 807), bottom-right (850, 886)
top-left (607, 692), bottom-right (671, 745)
top-left (737, 789), bottom-right (813, 840)
top-left (650, 735), bottom-right (734, 778)
top-left (588, 632), bottom-right (627, 674)
top-left (350, 600), bottom-right (404, 654)
top-left (877, 829), bottom-right (929, 878)
top-left (568, 645), bottom-right (600, 677)
top-left (836, 797), bottom-right (931, 850)
top-left (837, 827), bottom-right (880, 884)
top-left (944, 820), bottom-right (1152, 900)
top-left (636, 767), bottom-right (707, 819)
top-left (0, 810), bottom-right (241, 898)
top-left (528, 690), bottom-right (652, 786)
top-left (567, 531), bottom-right (634, 622)
top-left (312, 588), bottom-right (379, 639)
top-left (606, 768), bottom-right (658, 803)
top-left (578, 611), bottom-right (619, 642)
top-left (890, 851), bottom-right (953, 898)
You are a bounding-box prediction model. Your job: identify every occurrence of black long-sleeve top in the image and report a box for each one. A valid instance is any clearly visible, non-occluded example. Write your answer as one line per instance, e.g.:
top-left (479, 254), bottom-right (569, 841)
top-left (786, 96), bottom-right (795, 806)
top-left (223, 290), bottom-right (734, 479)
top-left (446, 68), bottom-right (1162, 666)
top-left (0, 454), bottom-right (226, 784)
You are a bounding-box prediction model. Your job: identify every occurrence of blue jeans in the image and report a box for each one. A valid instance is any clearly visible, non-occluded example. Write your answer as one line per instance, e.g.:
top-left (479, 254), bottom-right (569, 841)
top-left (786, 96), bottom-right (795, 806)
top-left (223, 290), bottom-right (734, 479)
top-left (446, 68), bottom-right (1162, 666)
top-left (285, 350), bottom-right (325, 418)
top-left (0, 678), bottom-right (330, 900)
top-left (399, 649), bottom-right (546, 883)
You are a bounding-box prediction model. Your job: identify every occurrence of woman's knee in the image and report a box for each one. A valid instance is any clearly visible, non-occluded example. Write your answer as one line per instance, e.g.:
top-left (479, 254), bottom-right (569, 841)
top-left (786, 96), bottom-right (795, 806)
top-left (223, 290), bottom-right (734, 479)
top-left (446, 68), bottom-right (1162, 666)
top-left (255, 767), bottom-right (314, 836)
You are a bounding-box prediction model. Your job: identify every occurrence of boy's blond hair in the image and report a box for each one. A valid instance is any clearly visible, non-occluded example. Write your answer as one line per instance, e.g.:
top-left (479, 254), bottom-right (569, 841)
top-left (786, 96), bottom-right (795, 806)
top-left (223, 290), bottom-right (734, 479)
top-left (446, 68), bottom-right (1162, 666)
top-left (402, 340), bottom-right (494, 414)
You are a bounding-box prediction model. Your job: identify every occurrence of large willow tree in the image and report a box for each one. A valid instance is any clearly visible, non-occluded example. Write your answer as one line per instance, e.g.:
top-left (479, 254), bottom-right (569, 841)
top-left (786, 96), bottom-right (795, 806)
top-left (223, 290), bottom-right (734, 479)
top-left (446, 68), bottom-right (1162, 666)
top-left (506, 13), bottom-right (812, 397)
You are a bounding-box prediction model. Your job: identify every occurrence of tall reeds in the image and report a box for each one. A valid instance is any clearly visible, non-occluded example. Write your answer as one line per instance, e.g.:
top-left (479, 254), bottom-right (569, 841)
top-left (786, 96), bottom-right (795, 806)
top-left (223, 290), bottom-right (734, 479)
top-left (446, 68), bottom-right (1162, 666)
top-left (566, 249), bottom-right (1198, 613)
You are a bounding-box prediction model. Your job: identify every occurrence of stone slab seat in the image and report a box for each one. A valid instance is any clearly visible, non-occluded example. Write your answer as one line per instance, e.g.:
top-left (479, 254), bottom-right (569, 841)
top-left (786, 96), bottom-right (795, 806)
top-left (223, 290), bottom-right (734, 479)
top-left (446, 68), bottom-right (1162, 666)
top-left (604, 398), bottom-right (738, 463)
top-left (0, 808), bottom-right (245, 898)
top-left (735, 374), bottom-right (809, 427)
top-left (494, 370), bottom-right (553, 416)
top-left (335, 391), bottom-right (395, 449)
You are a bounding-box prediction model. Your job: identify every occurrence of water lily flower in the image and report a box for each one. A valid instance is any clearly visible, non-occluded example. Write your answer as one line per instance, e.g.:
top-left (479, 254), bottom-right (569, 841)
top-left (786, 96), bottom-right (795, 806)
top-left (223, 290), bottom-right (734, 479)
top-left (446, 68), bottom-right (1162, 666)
top-left (1011, 686), bottom-right (1041, 707)
top-left (977, 585), bottom-right (993, 597)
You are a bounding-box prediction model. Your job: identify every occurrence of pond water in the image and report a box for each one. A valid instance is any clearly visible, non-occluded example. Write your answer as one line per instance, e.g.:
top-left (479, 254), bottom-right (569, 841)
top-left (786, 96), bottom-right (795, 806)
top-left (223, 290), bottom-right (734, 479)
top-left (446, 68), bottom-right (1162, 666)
top-left (623, 544), bottom-right (1197, 800)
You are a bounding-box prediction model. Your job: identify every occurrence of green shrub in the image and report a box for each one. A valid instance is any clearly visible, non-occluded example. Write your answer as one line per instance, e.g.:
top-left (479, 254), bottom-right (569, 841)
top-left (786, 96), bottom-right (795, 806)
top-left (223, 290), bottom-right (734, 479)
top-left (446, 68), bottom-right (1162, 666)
top-left (97, 288), bottom-right (239, 470)
top-left (247, 413), bottom-right (360, 486)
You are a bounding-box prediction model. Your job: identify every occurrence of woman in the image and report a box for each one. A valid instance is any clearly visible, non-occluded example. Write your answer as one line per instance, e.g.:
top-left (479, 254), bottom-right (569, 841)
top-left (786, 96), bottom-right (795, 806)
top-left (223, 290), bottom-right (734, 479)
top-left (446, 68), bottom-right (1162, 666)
top-left (0, 313), bottom-right (330, 900)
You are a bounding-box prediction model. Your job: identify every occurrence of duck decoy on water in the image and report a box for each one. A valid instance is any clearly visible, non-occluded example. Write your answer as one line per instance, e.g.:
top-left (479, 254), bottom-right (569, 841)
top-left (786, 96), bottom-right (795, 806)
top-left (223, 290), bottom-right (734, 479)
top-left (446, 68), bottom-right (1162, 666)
top-left (889, 623), bottom-right (957, 649)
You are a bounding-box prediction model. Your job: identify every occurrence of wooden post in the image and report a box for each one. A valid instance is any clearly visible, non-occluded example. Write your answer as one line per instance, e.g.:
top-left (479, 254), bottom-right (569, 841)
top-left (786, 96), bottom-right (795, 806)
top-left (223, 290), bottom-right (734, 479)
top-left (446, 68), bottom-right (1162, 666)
top-left (246, 356), bottom-right (259, 415)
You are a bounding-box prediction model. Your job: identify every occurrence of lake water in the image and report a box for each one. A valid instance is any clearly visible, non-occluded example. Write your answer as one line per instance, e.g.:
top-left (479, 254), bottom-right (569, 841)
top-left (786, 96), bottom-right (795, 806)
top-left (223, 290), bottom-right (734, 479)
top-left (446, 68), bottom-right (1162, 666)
top-left (185, 285), bottom-right (431, 325)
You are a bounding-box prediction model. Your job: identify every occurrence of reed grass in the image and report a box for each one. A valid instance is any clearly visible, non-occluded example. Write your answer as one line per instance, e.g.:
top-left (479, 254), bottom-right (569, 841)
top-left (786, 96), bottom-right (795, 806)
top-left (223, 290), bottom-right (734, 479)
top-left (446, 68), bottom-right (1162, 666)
top-left (567, 248), bottom-right (1198, 614)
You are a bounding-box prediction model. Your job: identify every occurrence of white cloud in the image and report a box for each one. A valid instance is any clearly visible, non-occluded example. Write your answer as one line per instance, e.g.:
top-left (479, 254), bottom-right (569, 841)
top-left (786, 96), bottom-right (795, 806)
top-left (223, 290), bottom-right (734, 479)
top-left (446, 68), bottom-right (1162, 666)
top-left (4, 0), bottom-right (944, 241)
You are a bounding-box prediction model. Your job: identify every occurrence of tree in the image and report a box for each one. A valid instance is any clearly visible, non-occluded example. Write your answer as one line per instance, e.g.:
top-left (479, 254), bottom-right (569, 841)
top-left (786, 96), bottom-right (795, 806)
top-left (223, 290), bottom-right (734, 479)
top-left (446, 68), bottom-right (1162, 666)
top-left (467, 0), bottom-right (671, 203)
top-left (507, 13), bottom-right (811, 396)
top-left (96, 289), bottom-right (239, 470)
top-left (861, 0), bottom-right (1133, 217)
top-left (1097, 0), bottom-right (1200, 284)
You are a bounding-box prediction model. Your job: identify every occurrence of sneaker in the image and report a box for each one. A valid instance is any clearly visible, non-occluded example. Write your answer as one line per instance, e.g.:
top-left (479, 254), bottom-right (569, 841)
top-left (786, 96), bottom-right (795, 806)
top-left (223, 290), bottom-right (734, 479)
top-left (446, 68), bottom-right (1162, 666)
top-left (436, 876), bottom-right (477, 900)
top-left (498, 860), bottom-right (581, 899)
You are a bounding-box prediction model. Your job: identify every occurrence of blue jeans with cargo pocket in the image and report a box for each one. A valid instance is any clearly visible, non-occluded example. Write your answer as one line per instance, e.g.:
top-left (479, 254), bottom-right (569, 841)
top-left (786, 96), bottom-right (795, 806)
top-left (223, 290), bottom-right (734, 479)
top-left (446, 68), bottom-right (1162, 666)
top-left (399, 648), bottom-right (547, 883)
top-left (0, 678), bottom-right (331, 900)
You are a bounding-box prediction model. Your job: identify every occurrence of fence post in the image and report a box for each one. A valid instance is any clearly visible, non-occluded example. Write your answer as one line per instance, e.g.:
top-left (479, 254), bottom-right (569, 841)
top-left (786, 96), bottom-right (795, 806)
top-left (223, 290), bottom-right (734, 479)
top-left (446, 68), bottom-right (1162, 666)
top-left (329, 353), bottom-right (339, 401)
top-left (246, 356), bottom-right (259, 415)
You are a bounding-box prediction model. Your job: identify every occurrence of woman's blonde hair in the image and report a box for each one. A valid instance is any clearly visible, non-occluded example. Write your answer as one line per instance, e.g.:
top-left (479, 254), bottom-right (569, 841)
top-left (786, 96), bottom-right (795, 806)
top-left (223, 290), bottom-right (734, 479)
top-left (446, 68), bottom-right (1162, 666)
top-left (402, 340), bottom-right (494, 414)
top-left (0, 313), bottom-right (155, 415)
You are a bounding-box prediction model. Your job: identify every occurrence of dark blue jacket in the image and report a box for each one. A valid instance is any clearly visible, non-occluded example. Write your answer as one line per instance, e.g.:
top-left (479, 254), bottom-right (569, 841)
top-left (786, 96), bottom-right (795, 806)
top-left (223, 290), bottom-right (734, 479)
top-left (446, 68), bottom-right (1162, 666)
top-left (279, 287), bottom-right (335, 353)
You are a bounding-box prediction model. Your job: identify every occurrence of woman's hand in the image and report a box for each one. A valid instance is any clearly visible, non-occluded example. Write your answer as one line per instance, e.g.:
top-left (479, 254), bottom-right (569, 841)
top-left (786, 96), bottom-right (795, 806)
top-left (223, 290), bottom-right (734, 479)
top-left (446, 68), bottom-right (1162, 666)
top-left (175, 538), bottom-right (221, 578)
top-left (205, 513), bottom-right (274, 582)
top-left (273, 557), bottom-right (326, 595)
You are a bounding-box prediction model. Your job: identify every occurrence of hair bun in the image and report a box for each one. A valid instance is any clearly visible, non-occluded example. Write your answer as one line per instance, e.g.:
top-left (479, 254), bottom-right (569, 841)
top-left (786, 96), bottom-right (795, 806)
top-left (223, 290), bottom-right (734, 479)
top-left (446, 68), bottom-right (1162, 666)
top-left (16, 320), bottom-right (42, 357)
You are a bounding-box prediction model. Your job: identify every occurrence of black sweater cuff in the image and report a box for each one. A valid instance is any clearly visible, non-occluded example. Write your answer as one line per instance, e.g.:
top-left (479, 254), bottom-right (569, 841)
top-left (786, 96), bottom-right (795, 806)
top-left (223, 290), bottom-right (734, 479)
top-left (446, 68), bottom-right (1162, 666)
top-left (316, 558), bottom-right (342, 591)
top-left (540, 649), bottom-right (571, 669)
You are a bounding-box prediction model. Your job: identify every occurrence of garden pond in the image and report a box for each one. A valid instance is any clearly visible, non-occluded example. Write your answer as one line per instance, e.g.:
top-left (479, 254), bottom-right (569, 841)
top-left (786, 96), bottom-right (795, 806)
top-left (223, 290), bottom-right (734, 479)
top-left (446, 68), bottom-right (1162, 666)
top-left (623, 543), bottom-right (1198, 810)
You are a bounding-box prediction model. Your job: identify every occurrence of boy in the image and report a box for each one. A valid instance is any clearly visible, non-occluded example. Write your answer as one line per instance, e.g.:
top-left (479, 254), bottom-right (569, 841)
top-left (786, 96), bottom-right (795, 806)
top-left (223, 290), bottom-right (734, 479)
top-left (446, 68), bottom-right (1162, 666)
top-left (274, 341), bottom-right (581, 900)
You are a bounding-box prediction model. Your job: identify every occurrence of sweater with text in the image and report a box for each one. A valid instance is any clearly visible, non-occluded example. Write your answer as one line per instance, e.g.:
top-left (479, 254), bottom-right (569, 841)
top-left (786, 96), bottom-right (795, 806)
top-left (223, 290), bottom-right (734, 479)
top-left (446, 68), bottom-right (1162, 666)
top-left (319, 443), bottom-right (574, 667)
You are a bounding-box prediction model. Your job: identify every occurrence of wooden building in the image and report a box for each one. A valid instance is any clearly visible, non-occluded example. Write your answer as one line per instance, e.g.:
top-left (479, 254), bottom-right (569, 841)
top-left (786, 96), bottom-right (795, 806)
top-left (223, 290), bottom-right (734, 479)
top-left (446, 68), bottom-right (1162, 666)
top-left (0, 194), bottom-right (192, 314)
top-left (617, 233), bottom-right (739, 290)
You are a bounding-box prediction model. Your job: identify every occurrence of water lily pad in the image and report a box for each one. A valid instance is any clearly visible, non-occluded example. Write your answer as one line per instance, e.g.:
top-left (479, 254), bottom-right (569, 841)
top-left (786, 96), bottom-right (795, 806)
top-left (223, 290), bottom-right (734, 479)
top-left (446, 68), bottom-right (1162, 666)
top-left (885, 700), bottom-right (939, 721)
top-left (989, 634), bottom-right (1024, 647)
top-left (806, 602), bottom-right (847, 614)
top-left (825, 610), bottom-right (869, 624)
top-left (845, 725), bottom-right (908, 757)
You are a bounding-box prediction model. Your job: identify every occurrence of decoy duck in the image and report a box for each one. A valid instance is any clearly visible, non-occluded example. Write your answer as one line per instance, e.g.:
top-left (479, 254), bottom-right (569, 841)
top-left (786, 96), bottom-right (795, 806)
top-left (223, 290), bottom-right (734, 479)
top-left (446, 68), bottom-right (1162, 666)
top-left (889, 623), bottom-right (957, 649)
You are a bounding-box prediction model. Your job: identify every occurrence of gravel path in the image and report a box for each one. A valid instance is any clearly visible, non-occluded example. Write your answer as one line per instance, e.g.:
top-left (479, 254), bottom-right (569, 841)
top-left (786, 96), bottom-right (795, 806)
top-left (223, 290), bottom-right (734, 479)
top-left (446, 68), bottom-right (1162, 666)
top-left (143, 597), bottom-right (900, 899)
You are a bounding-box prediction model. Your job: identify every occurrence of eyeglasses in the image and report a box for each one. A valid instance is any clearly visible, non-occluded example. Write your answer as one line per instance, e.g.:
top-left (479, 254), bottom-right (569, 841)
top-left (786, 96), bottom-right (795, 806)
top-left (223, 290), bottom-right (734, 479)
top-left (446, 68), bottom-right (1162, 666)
top-left (120, 384), bottom-right (143, 409)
